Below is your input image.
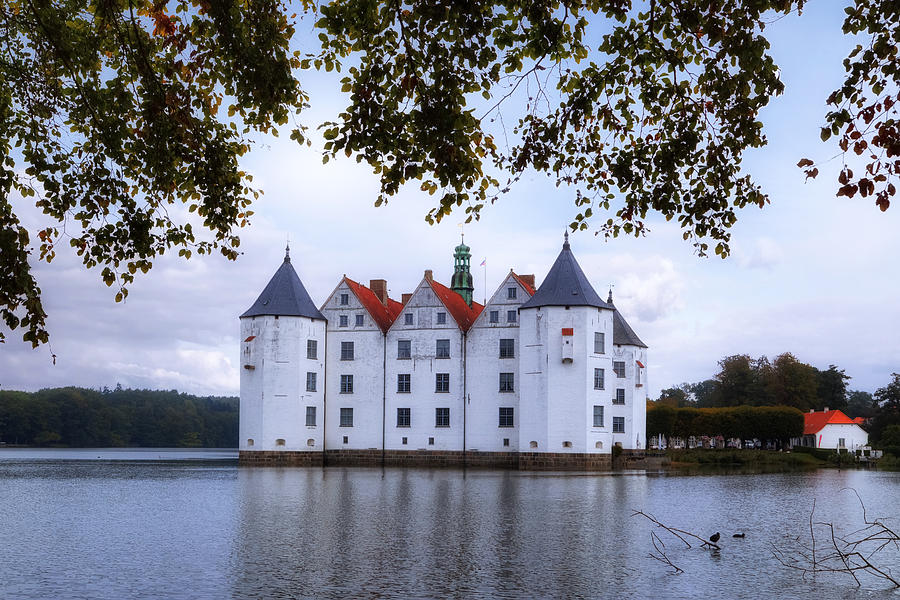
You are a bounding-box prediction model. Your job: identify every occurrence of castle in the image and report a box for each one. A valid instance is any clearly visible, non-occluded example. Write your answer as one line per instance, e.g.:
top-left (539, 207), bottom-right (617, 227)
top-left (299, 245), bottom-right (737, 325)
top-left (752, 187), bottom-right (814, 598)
top-left (239, 233), bottom-right (648, 469)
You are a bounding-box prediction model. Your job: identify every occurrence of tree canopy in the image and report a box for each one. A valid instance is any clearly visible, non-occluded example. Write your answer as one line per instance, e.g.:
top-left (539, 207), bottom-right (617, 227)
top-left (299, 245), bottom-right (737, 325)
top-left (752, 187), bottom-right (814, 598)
top-left (2, 0), bottom-right (898, 346)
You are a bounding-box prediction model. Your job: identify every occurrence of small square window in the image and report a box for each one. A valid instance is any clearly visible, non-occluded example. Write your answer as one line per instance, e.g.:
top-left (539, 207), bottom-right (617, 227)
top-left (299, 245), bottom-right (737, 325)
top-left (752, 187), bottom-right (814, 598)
top-left (503, 438), bottom-right (510, 447)
top-left (507, 310), bottom-right (517, 323)
top-left (437, 312), bottom-right (447, 324)
top-left (614, 389), bottom-right (625, 404)
top-left (307, 339), bottom-right (317, 360)
top-left (436, 339), bottom-right (450, 359)
top-left (340, 375), bottom-right (353, 394)
top-left (594, 332), bottom-right (605, 354)
top-left (499, 338), bottom-right (515, 358)
top-left (340, 341), bottom-right (354, 361)
top-left (306, 406), bottom-right (316, 427)
top-left (404, 313), bottom-right (413, 325)
top-left (355, 314), bottom-right (364, 327)
top-left (435, 373), bottom-right (450, 393)
top-left (594, 368), bottom-right (605, 390)
top-left (306, 372), bottom-right (317, 392)
top-left (397, 374), bottom-right (411, 393)
top-left (507, 287), bottom-right (517, 299)
top-left (499, 407), bottom-right (514, 428)
top-left (428, 437), bottom-right (435, 446)
top-left (435, 408), bottom-right (450, 427)
top-left (614, 361), bottom-right (626, 378)
top-left (402, 437), bottom-right (408, 445)
top-left (397, 407), bottom-right (411, 427)
top-left (397, 339), bottom-right (411, 359)
top-left (339, 315), bottom-right (348, 327)
top-left (489, 310), bottom-right (499, 323)
top-left (340, 407), bottom-right (353, 427)
top-left (613, 417), bottom-right (625, 433)
top-left (340, 293), bottom-right (349, 306)
top-left (499, 373), bottom-right (514, 393)
top-left (593, 405), bottom-right (604, 428)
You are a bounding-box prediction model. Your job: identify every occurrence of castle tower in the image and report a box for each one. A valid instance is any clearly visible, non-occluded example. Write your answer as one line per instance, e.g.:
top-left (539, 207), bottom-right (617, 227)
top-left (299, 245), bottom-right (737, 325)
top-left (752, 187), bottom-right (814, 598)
top-left (239, 244), bottom-right (327, 464)
top-left (450, 235), bottom-right (474, 306)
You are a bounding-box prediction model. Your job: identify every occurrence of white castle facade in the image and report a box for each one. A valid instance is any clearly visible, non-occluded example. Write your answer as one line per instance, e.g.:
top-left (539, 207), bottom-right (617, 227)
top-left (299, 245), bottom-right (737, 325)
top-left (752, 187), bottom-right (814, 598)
top-left (239, 234), bottom-right (649, 469)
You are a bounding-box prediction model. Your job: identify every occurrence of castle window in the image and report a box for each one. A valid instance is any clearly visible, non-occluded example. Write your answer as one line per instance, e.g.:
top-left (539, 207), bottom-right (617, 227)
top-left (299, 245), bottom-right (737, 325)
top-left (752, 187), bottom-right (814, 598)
top-left (499, 338), bottom-right (515, 358)
top-left (499, 407), bottom-right (514, 428)
top-left (507, 310), bottom-right (517, 323)
top-left (339, 315), bottom-right (348, 327)
top-left (397, 408), bottom-right (411, 427)
top-left (340, 408), bottom-right (353, 427)
top-left (340, 375), bottom-right (353, 394)
top-left (614, 361), bottom-right (626, 378)
top-left (503, 438), bottom-right (510, 447)
top-left (397, 374), bottom-right (411, 393)
top-left (246, 439), bottom-right (254, 447)
top-left (428, 437), bottom-right (435, 446)
top-left (595, 441), bottom-right (603, 449)
top-left (593, 405), bottom-right (604, 428)
top-left (402, 437), bottom-right (408, 445)
top-left (562, 441), bottom-right (572, 448)
top-left (343, 435), bottom-right (349, 444)
top-left (499, 373), bottom-right (514, 393)
top-left (435, 408), bottom-right (450, 428)
top-left (341, 341), bottom-right (354, 361)
top-left (397, 339), bottom-right (411, 359)
top-left (613, 417), bottom-right (625, 433)
top-left (530, 441), bottom-right (538, 449)
top-left (614, 389), bottom-right (625, 404)
top-left (489, 310), bottom-right (499, 323)
top-left (306, 372), bottom-right (317, 392)
top-left (404, 313), bottom-right (413, 325)
top-left (306, 406), bottom-right (316, 427)
top-left (507, 287), bottom-right (517, 299)
top-left (594, 368), bottom-right (605, 390)
top-left (275, 439), bottom-right (286, 446)
top-left (437, 312), bottom-right (447, 324)
top-left (436, 339), bottom-right (450, 358)
top-left (355, 314), bottom-right (364, 327)
top-left (435, 373), bottom-right (449, 393)
top-left (340, 293), bottom-right (349, 306)
top-left (307, 339), bottom-right (317, 360)
top-left (307, 439), bottom-right (315, 447)
top-left (594, 332), bottom-right (605, 354)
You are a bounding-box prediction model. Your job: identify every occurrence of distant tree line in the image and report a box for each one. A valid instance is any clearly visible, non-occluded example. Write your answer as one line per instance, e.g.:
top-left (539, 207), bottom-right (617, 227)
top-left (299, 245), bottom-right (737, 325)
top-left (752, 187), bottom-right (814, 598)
top-left (0, 386), bottom-right (238, 448)
top-left (647, 405), bottom-right (804, 448)
top-left (656, 354), bottom-right (900, 446)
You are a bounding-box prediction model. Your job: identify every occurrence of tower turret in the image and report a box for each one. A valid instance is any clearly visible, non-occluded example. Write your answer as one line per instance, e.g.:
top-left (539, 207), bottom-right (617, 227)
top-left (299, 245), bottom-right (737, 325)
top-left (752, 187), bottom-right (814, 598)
top-left (450, 235), bottom-right (474, 306)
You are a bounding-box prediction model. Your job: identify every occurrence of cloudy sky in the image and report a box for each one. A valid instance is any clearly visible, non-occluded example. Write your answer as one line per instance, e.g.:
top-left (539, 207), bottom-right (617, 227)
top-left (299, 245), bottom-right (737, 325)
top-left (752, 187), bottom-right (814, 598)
top-left (3, 4), bottom-right (898, 399)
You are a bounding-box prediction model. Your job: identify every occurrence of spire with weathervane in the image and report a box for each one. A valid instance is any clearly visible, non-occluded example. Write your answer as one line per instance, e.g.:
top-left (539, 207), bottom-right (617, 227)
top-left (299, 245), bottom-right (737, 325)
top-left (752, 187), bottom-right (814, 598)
top-left (450, 233), bottom-right (474, 306)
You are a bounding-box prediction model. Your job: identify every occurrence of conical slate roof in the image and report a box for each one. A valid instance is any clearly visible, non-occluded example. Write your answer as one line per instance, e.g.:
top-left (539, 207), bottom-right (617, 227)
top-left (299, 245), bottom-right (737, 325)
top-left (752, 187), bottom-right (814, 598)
top-left (241, 246), bottom-right (325, 320)
top-left (608, 290), bottom-right (647, 348)
top-left (520, 233), bottom-right (612, 310)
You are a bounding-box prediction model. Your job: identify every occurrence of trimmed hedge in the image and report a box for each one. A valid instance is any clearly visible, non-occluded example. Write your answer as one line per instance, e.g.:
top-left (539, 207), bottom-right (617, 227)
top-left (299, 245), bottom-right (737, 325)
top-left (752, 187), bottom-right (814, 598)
top-left (647, 404), bottom-right (804, 444)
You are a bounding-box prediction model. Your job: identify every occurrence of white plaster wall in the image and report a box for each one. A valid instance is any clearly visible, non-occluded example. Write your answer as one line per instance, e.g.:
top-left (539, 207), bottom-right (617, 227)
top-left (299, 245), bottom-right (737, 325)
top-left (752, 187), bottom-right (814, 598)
top-left (322, 280), bottom-right (386, 450)
top-left (817, 423), bottom-right (869, 450)
top-left (239, 314), bottom-right (325, 451)
top-left (465, 274), bottom-right (527, 452)
top-left (385, 280), bottom-right (465, 450)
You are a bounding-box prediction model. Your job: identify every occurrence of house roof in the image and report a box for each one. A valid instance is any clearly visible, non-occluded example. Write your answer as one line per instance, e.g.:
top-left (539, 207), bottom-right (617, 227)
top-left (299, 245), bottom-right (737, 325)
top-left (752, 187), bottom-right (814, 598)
top-left (510, 272), bottom-right (536, 296)
top-left (241, 247), bottom-right (325, 320)
top-left (803, 409), bottom-right (859, 435)
top-left (607, 291), bottom-right (648, 348)
top-left (428, 279), bottom-right (484, 331)
top-left (344, 277), bottom-right (404, 332)
top-left (520, 233), bottom-right (611, 310)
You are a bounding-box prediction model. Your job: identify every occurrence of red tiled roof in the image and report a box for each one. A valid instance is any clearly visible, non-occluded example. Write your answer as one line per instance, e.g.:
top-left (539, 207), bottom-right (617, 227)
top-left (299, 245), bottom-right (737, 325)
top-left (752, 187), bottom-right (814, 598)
top-left (853, 417), bottom-right (866, 425)
top-left (344, 277), bottom-right (403, 333)
top-left (510, 272), bottom-right (536, 296)
top-left (428, 279), bottom-right (484, 331)
top-left (803, 409), bottom-right (857, 435)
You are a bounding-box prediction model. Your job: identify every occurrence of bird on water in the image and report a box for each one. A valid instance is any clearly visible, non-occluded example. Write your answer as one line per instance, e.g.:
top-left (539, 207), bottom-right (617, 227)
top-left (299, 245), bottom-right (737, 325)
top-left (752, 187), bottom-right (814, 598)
top-left (733, 532), bottom-right (745, 538)
top-left (709, 532), bottom-right (721, 543)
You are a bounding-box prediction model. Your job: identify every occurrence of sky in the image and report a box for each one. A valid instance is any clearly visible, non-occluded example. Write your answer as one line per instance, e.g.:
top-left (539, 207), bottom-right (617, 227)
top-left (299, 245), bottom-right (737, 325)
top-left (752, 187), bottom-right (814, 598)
top-left (2, 4), bottom-right (898, 400)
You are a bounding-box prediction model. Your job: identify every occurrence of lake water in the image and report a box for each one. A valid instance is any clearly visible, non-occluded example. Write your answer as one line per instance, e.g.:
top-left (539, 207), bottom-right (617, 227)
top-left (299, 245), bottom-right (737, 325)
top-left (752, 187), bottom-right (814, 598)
top-left (1, 448), bottom-right (898, 599)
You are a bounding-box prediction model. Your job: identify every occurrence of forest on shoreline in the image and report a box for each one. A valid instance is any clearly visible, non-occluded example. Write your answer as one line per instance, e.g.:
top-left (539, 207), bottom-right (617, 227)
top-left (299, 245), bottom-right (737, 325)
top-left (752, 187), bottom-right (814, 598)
top-left (0, 387), bottom-right (237, 448)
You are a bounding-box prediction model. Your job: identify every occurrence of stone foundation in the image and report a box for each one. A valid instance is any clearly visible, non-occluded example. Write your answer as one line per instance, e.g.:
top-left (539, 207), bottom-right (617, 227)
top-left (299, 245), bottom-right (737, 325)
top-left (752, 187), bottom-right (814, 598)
top-left (238, 450), bottom-right (323, 467)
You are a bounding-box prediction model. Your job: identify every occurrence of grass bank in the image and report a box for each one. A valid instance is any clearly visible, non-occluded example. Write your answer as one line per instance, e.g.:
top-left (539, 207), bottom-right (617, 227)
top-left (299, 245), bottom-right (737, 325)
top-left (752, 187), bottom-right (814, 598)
top-left (666, 449), bottom-right (823, 469)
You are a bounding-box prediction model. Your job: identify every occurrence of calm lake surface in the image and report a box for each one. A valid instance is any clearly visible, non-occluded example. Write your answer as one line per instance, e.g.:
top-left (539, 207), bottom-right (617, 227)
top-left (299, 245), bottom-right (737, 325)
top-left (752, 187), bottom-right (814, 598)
top-left (1, 449), bottom-right (898, 599)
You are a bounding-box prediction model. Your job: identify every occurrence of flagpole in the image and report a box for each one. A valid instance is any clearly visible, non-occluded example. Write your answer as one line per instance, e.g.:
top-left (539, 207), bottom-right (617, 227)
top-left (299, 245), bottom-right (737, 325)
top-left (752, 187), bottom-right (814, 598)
top-left (483, 259), bottom-right (487, 304)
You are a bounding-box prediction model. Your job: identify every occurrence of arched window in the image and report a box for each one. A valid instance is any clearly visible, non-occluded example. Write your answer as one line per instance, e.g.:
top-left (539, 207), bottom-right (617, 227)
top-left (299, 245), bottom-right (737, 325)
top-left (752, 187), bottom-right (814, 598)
top-left (529, 441), bottom-right (538, 449)
top-left (595, 441), bottom-right (603, 449)
top-left (307, 439), bottom-right (315, 447)
top-left (562, 441), bottom-right (572, 448)
top-left (247, 439), bottom-right (254, 447)
top-left (275, 438), bottom-right (286, 447)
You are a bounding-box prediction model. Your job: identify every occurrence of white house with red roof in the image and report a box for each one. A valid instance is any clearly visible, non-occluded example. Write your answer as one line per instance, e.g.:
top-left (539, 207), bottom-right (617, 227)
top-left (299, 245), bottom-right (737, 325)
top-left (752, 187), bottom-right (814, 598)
top-left (793, 409), bottom-right (869, 451)
top-left (238, 234), bottom-right (649, 469)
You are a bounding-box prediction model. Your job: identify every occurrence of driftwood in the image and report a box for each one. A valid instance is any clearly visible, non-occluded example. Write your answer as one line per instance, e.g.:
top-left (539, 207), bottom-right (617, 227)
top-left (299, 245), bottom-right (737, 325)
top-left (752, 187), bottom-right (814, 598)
top-left (632, 510), bottom-right (721, 574)
top-left (771, 488), bottom-right (900, 588)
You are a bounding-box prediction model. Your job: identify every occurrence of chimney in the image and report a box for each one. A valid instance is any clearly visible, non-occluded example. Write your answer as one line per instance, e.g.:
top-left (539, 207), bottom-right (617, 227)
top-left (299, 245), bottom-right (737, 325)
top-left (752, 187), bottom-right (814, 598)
top-left (824, 407), bottom-right (829, 412)
top-left (369, 279), bottom-right (388, 305)
top-left (809, 408), bottom-right (814, 413)
top-left (424, 269), bottom-right (433, 282)
top-left (402, 293), bottom-right (412, 305)
top-left (519, 274), bottom-right (536, 290)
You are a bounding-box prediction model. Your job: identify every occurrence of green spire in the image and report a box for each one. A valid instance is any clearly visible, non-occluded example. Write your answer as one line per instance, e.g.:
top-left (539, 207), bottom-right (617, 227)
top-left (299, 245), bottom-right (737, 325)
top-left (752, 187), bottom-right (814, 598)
top-left (450, 234), bottom-right (474, 306)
